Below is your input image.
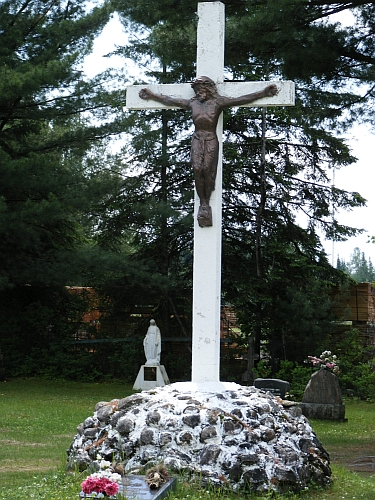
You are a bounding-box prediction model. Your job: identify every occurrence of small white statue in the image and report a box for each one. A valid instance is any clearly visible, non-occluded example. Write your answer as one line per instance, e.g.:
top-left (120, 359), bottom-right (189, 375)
top-left (143, 319), bottom-right (161, 366)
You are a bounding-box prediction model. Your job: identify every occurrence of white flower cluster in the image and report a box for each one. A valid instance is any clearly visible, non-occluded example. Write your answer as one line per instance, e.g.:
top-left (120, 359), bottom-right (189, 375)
top-left (98, 459), bottom-right (111, 470)
top-left (93, 455), bottom-right (122, 483)
top-left (320, 350), bottom-right (338, 361)
top-left (90, 470), bottom-right (122, 484)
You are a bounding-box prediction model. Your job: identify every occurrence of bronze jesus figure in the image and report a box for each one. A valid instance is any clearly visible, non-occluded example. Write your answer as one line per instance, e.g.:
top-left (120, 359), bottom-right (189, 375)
top-left (139, 76), bottom-right (278, 227)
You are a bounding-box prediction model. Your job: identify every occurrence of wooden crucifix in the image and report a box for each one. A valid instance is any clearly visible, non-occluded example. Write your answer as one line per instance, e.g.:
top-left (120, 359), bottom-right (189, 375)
top-left (126, 1), bottom-right (294, 385)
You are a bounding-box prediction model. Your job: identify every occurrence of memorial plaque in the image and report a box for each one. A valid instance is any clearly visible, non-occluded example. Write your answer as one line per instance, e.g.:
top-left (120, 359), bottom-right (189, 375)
top-left (144, 367), bottom-right (157, 381)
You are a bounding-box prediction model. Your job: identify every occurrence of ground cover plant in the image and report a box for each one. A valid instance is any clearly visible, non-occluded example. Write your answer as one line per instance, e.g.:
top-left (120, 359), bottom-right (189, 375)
top-left (0, 378), bottom-right (374, 499)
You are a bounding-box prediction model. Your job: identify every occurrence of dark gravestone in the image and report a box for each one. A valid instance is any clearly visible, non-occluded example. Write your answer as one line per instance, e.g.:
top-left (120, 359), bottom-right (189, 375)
top-left (254, 378), bottom-right (290, 399)
top-left (299, 368), bottom-right (345, 421)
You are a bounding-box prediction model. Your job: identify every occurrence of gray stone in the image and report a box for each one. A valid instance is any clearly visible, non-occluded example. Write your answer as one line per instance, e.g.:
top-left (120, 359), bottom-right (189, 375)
top-left (228, 463), bottom-right (242, 482)
top-left (223, 436), bottom-right (239, 446)
top-left (159, 432), bottom-right (173, 446)
top-left (186, 399), bottom-right (201, 405)
top-left (275, 445), bottom-right (298, 465)
top-left (200, 426), bottom-right (217, 442)
top-left (300, 369), bottom-right (345, 421)
top-left (83, 427), bottom-right (99, 439)
top-left (117, 416), bottom-right (135, 435)
top-left (96, 405), bottom-right (115, 423)
top-left (94, 401), bottom-right (108, 412)
top-left (239, 452), bottom-right (259, 465)
top-left (246, 429), bottom-right (261, 443)
top-left (183, 405), bottom-right (200, 414)
top-left (140, 427), bottom-right (155, 445)
top-left (223, 419), bottom-right (242, 434)
top-left (230, 408), bottom-right (243, 418)
top-left (164, 448), bottom-right (192, 466)
top-left (147, 411), bottom-right (161, 425)
top-left (274, 465), bottom-right (298, 482)
top-left (199, 444), bottom-right (221, 465)
top-left (110, 410), bottom-right (127, 427)
top-left (177, 430), bottom-right (194, 444)
top-left (299, 437), bottom-right (313, 453)
top-left (83, 416), bottom-right (97, 428)
top-left (254, 402), bottom-right (271, 415)
top-left (262, 428), bottom-right (276, 442)
top-left (206, 409), bottom-right (219, 424)
top-left (287, 406), bottom-right (302, 418)
top-left (141, 448), bottom-right (158, 462)
top-left (215, 393), bottom-right (225, 399)
top-left (243, 467), bottom-right (268, 487)
top-left (118, 394), bottom-right (148, 410)
top-left (182, 414), bottom-right (200, 428)
top-left (68, 449), bottom-right (91, 471)
top-left (76, 423), bottom-right (85, 435)
top-left (121, 442), bottom-right (134, 457)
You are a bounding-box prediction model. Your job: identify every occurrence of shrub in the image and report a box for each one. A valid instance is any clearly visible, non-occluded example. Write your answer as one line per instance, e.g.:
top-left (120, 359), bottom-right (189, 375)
top-left (337, 328), bottom-right (375, 400)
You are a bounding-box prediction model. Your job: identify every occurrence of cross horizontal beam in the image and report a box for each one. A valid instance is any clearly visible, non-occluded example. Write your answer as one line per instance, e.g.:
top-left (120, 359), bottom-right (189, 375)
top-left (126, 81), bottom-right (295, 110)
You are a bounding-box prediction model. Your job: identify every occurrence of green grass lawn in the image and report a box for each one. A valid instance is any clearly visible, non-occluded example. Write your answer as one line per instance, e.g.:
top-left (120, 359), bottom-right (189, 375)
top-left (0, 378), bottom-right (374, 499)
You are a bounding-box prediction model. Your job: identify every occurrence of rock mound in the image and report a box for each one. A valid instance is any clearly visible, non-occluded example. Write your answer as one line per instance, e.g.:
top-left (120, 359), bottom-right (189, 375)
top-left (67, 383), bottom-right (331, 493)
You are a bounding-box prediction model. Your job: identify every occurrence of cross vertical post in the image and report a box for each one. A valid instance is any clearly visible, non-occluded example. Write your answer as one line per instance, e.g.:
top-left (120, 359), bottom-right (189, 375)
top-left (191, 1), bottom-right (225, 383)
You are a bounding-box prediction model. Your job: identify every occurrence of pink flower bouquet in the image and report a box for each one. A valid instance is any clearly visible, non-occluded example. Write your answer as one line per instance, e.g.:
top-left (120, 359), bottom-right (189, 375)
top-left (81, 475), bottom-right (119, 497)
top-left (308, 350), bottom-right (340, 374)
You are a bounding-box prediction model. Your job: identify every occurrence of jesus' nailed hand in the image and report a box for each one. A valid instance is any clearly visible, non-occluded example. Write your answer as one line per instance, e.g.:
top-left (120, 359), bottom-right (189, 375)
top-left (139, 76), bottom-right (278, 227)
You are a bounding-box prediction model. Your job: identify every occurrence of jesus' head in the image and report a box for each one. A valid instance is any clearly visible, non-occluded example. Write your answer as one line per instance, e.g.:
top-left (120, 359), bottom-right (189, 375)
top-left (191, 76), bottom-right (219, 101)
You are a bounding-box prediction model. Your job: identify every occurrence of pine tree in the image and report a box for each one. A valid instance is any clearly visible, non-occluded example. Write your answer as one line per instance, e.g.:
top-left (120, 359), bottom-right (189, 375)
top-left (337, 256), bottom-right (350, 273)
top-left (345, 247), bottom-right (375, 282)
top-left (0, 0), bottom-right (128, 289)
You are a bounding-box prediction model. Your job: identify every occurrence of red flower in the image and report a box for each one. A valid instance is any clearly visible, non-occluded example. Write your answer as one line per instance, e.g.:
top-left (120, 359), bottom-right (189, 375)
top-left (104, 482), bottom-right (119, 496)
top-left (81, 476), bottom-right (119, 496)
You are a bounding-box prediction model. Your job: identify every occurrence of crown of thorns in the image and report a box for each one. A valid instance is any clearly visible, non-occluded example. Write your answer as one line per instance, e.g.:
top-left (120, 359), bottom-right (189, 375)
top-left (191, 76), bottom-right (216, 88)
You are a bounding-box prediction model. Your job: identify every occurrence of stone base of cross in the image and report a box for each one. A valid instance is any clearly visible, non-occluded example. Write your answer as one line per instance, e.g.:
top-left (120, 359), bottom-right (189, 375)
top-left (127, 2), bottom-right (294, 386)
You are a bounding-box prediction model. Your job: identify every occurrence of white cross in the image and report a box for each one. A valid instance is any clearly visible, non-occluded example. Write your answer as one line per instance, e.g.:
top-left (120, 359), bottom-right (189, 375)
top-left (127, 2), bottom-right (294, 386)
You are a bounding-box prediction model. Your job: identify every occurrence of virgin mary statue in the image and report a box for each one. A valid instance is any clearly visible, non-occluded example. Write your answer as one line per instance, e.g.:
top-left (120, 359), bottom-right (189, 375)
top-left (143, 319), bottom-right (161, 366)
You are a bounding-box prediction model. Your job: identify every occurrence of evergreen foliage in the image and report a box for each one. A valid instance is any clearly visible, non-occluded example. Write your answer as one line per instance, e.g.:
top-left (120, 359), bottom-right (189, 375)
top-left (0, 1), bottom-right (135, 379)
top-left (334, 328), bottom-right (375, 400)
top-left (2, 0), bottom-right (374, 381)
top-left (110, 0), bottom-right (365, 371)
top-left (337, 247), bottom-right (375, 282)
top-left (0, 0), bottom-right (127, 289)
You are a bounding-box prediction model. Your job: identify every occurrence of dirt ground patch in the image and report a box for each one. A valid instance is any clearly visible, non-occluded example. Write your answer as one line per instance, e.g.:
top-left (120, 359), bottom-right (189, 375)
top-left (0, 459), bottom-right (56, 473)
top-left (0, 439), bottom-right (46, 447)
top-left (329, 443), bottom-right (375, 474)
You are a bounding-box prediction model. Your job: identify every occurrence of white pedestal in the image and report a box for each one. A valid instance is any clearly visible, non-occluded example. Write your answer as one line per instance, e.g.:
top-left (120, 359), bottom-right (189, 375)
top-left (133, 365), bottom-right (170, 390)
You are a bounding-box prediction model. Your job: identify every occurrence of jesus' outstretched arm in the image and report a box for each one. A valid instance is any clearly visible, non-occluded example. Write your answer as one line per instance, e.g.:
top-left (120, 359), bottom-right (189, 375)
top-left (139, 88), bottom-right (191, 110)
top-left (219, 84), bottom-right (278, 109)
